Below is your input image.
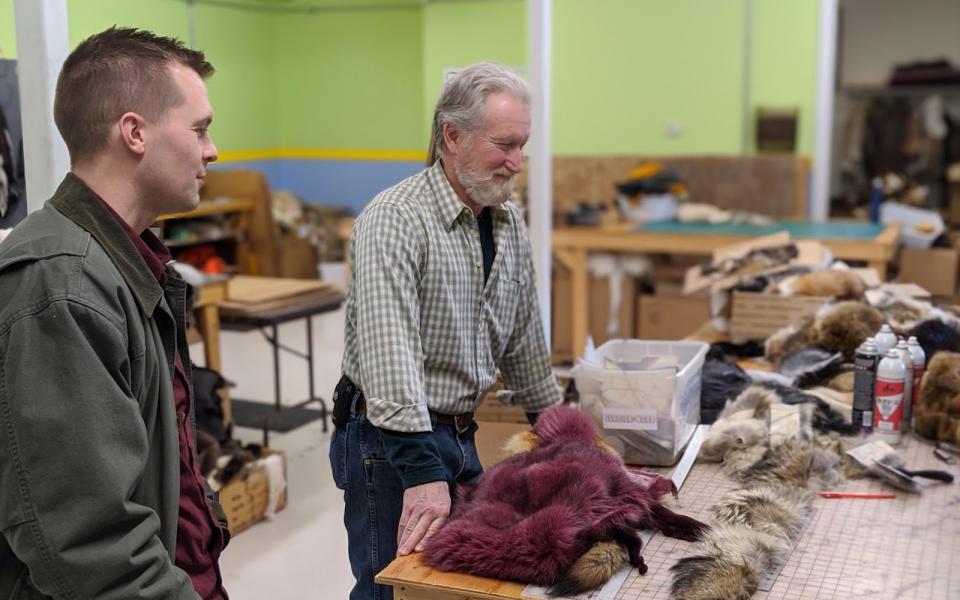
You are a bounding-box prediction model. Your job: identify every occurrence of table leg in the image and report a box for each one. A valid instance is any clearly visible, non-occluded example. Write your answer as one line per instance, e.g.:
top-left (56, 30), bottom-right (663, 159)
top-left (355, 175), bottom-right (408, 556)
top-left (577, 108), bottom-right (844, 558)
top-left (306, 316), bottom-right (327, 432)
top-left (570, 249), bottom-right (589, 360)
top-left (869, 260), bottom-right (887, 281)
top-left (195, 303), bottom-right (230, 427)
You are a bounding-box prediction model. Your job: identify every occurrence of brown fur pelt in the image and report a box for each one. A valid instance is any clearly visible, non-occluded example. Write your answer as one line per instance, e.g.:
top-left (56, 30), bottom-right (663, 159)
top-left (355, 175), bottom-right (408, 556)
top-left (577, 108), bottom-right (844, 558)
top-left (765, 302), bottom-right (885, 365)
top-left (814, 301), bottom-right (885, 360)
top-left (915, 352), bottom-right (960, 445)
top-left (196, 430), bottom-right (220, 478)
top-left (794, 270), bottom-right (865, 300)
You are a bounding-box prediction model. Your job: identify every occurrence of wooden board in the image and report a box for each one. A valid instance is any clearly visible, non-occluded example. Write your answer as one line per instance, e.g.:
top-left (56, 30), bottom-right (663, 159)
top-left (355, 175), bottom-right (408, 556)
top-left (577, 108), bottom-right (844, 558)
top-left (225, 275), bottom-right (333, 305)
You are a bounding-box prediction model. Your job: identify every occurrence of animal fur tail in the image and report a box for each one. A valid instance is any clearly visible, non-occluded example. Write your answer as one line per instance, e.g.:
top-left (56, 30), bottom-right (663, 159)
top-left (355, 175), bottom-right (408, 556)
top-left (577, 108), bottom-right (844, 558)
top-left (671, 524), bottom-right (790, 600)
top-left (549, 541), bottom-right (628, 597)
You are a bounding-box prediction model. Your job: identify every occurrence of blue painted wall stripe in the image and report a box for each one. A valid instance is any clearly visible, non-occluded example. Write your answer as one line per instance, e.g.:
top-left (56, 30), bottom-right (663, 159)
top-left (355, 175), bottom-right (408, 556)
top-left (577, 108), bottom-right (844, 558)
top-left (211, 158), bottom-right (424, 215)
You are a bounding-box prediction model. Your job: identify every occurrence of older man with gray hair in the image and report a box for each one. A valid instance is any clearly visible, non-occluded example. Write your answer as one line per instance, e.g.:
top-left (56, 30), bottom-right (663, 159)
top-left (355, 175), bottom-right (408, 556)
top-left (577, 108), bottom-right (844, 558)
top-left (330, 62), bottom-right (562, 599)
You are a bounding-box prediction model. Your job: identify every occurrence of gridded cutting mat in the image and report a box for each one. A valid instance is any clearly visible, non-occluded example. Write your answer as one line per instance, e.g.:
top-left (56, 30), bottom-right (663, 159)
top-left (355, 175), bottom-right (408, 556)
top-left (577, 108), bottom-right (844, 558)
top-left (616, 435), bottom-right (960, 600)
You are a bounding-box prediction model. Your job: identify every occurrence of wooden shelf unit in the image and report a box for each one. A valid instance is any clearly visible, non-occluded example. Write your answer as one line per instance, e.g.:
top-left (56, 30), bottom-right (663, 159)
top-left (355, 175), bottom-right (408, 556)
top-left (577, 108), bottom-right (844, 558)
top-left (156, 198), bottom-right (258, 274)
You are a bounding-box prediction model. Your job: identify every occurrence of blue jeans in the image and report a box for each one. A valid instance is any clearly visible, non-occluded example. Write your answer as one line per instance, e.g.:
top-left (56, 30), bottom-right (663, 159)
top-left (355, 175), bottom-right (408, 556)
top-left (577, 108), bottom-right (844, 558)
top-left (329, 400), bottom-right (483, 600)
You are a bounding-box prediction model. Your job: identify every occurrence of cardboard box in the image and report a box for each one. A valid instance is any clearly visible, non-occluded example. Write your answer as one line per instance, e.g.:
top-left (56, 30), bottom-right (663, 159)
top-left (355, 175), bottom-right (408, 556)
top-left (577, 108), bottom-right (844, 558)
top-left (552, 268), bottom-right (638, 361)
top-left (473, 380), bottom-right (528, 424)
top-left (276, 230), bottom-right (319, 279)
top-left (728, 292), bottom-right (829, 340)
top-left (636, 292), bottom-right (711, 340)
top-left (475, 421), bottom-right (530, 468)
top-left (897, 247), bottom-right (959, 297)
top-left (219, 449), bottom-right (287, 536)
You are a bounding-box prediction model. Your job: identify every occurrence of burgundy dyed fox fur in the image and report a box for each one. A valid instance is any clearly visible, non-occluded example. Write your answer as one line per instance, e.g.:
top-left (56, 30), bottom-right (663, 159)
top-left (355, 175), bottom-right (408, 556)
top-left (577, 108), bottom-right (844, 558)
top-left (422, 405), bottom-right (708, 593)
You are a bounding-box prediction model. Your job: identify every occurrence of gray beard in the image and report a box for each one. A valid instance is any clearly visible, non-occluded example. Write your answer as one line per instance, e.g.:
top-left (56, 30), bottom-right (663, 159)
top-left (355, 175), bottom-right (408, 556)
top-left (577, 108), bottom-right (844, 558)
top-left (454, 161), bottom-right (515, 207)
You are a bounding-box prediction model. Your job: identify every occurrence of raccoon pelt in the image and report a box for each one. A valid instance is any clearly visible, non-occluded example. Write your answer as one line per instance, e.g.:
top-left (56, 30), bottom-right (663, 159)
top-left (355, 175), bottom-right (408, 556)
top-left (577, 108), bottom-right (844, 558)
top-left (699, 387), bottom-right (774, 463)
top-left (765, 302), bottom-right (885, 365)
top-left (794, 269), bottom-right (865, 299)
top-left (713, 484), bottom-right (812, 541)
top-left (814, 301), bottom-right (885, 360)
top-left (735, 435), bottom-right (815, 485)
top-left (870, 291), bottom-right (960, 332)
top-left (671, 524), bottom-right (790, 600)
top-left (701, 385), bottom-right (857, 468)
top-left (915, 351), bottom-right (960, 445)
top-left (422, 405), bottom-right (708, 596)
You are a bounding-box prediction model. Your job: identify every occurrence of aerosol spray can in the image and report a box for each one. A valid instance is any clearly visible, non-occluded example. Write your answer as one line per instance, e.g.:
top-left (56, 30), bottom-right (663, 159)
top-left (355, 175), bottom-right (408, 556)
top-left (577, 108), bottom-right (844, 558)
top-left (874, 348), bottom-right (907, 444)
top-left (875, 324), bottom-right (898, 356)
top-left (852, 338), bottom-right (879, 432)
top-left (895, 340), bottom-right (914, 432)
top-left (907, 336), bottom-right (926, 429)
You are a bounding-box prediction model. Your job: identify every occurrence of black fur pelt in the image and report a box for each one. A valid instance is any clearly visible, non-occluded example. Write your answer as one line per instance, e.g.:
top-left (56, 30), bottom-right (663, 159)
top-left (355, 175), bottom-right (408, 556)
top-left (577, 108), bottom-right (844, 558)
top-left (757, 382), bottom-right (859, 436)
top-left (701, 360), bottom-right (751, 424)
top-left (908, 319), bottom-right (960, 360)
top-left (707, 341), bottom-right (765, 361)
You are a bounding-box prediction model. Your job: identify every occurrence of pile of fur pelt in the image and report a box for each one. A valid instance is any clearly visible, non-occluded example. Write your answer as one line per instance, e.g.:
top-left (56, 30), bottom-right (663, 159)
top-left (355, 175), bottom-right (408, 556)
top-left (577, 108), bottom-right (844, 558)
top-left (672, 386), bottom-right (858, 600)
top-left (423, 405), bottom-right (708, 596)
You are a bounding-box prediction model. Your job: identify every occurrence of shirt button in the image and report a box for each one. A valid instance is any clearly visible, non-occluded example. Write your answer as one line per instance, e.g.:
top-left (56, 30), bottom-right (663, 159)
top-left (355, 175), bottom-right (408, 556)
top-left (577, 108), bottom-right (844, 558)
top-left (475, 262), bottom-right (481, 269)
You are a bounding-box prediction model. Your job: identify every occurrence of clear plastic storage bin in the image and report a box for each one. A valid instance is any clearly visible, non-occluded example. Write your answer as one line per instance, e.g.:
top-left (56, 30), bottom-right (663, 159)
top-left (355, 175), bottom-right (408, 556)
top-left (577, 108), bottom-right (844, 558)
top-left (573, 339), bottom-right (707, 466)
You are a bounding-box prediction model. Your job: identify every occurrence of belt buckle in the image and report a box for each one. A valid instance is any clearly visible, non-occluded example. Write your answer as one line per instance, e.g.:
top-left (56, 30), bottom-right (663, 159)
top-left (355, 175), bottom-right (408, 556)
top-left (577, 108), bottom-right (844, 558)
top-left (454, 414), bottom-right (470, 434)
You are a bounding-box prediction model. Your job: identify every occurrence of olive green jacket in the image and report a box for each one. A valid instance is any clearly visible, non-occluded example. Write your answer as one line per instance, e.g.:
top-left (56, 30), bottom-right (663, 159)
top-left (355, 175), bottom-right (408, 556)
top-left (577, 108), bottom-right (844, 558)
top-left (0, 174), bottom-right (212, 599)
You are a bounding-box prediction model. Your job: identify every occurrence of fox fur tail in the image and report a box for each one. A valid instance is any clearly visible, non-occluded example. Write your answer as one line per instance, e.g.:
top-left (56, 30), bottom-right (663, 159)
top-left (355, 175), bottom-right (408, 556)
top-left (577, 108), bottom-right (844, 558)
top-left (549, 541), bottom-right (628, 597)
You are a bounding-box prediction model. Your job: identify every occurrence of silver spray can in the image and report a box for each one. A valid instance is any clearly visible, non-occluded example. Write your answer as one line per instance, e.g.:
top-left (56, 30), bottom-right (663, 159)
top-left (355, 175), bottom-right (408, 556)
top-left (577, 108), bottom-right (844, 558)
top-left (874, 348), bottom-right (906, 444)
top-left (874, 324), bottom-right (898, 356)
top-left (895, 340), bottom-right (913, 432)
top-left (907, 336), bottom-right (926, 430)
top-left (852, 338), bottom-right (879, 432)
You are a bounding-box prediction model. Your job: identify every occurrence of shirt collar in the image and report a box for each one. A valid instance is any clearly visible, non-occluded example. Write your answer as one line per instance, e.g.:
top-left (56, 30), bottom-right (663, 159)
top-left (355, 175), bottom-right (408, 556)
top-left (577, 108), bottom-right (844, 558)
top-left (96, 194), bottom-right (172, 282)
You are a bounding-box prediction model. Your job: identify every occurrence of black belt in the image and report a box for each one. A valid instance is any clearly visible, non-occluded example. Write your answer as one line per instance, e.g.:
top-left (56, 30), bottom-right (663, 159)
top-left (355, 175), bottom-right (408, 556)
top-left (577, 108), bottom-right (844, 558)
top-left (354, 396), bottom-right (475, 434)
top-left (333, 375), bottom-right (475, 433)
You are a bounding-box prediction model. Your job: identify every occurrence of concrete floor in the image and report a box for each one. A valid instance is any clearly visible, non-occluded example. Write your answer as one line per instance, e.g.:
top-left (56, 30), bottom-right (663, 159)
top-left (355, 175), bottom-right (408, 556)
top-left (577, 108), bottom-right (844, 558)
top-left (192, 305), bottom-right (354, 599)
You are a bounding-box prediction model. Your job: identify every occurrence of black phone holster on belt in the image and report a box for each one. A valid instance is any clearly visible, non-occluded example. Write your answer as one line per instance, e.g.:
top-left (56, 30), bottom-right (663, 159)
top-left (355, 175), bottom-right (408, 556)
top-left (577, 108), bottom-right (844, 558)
top-left (332, 375), bottom-right (362, 429)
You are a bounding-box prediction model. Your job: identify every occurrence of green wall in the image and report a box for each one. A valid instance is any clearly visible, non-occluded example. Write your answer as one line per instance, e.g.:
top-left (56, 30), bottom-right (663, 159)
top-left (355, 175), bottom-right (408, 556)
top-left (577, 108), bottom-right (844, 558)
top-left (553, 0), bottom-right (744, 155)
top-left (422, 0), bottom-right (526, 144)
top-left (0, 0), bottom-right (15, 59)
top-left (2, 0), bottom-right (820, 157)
top-left (750, 0), bottom-right (819, 156)
top-left (273, 7), bottom-right (424, 151)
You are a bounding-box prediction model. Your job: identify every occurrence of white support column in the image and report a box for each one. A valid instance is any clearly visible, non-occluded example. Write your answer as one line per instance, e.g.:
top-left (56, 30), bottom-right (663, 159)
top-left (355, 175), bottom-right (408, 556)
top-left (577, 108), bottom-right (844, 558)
top-left (14, 0), bottom-right (70, 214)
top-left (527, 0), bottom-right (553, 344)
top-left (810, 0), bottom-right (838, 221)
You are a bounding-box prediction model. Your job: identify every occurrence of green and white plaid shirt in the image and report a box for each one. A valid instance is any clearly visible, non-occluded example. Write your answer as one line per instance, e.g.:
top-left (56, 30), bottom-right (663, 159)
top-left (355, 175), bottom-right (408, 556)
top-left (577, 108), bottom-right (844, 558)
top-left (342, 161), bottom-right (561, 433)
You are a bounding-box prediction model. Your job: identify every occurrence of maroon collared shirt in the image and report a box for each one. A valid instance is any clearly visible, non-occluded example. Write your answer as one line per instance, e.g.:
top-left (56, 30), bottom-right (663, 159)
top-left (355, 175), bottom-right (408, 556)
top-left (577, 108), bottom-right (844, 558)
top-left (99, 199), bottom-right (227, 599)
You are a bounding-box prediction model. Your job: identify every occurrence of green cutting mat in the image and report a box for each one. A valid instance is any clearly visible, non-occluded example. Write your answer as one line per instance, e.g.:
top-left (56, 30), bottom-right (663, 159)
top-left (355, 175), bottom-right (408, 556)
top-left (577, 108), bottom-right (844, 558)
top-left (635, 220), bottom-right (884, 241)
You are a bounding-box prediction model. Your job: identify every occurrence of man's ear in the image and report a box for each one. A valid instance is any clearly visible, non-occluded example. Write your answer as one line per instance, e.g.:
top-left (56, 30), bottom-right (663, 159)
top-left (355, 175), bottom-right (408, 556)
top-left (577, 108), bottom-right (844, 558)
top-left (118, 112), bottom-right (148, 156)
top-left (442, 123), bottom-right (463, 157)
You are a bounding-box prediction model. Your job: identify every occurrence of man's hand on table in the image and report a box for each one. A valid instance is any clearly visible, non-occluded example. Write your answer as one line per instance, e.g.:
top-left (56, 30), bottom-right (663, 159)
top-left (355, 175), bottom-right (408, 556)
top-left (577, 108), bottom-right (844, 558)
top-left (397, 480), bottom-right (451, 555)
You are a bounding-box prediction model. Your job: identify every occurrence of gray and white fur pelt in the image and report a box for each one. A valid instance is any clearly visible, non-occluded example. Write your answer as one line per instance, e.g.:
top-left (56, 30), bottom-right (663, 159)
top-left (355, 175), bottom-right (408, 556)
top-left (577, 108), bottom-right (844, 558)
top-left (671, 386), bottom-right (847, 599)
